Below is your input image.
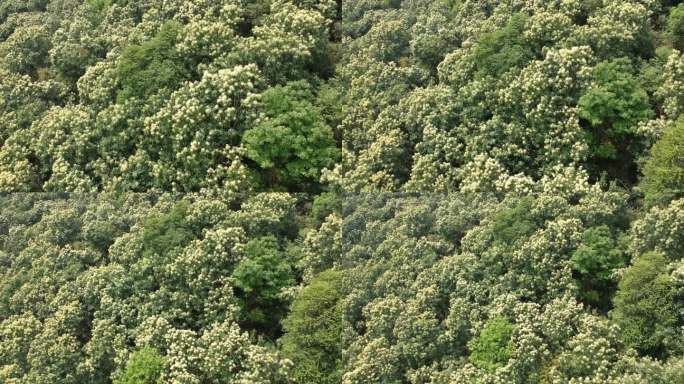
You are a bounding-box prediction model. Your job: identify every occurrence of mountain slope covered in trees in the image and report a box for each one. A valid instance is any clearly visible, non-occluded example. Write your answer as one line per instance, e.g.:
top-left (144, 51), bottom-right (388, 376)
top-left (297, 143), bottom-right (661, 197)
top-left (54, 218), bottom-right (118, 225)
top-left (2, 0), bottom-right (684, 383)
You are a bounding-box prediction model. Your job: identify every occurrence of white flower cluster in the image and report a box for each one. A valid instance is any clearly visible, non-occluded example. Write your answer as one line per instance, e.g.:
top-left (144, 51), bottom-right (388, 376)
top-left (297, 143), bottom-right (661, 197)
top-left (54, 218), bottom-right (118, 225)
top-left (658, 50), bottom-right (684, 120)
top-left (157, 318), bottom-right (290, 384)
top-left (144, 64), bottom-right (261, 191)
top-left (630, 199), bottom-right (684, 260)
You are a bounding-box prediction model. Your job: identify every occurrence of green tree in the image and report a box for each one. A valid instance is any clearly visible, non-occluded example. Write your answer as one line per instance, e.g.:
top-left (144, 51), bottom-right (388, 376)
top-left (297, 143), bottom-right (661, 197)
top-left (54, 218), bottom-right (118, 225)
top-left (141, 201), bottom-right (197, 260)
top-left (611, 252), bottom-right (677, 358)
top-left (231, 236), bottom-right (294, 336)
top-left (570, 226), bottom-right (624, 310)
top-left (310, 191), bottom-right (342, 227)
top-left (114, 346), bottom-right (165, 384)
top-left (115, 21), bottom-right (189, 102)
top-left (668, 4), bottom-right (684, 51)
top-left (642, 119), bottom-right (684, 203)
top-left (490, 198), bottom-right (537, 247)
top-left (243, 81), bottom-right (339, 191)
top-left (578, 58), bottom-right (654, 162)
top-left (469, 316), bottom-right (515, 372)
top-left (472, 13), bottom-right (534, 79)
top-left (280, 269), bottom-right (344, 384)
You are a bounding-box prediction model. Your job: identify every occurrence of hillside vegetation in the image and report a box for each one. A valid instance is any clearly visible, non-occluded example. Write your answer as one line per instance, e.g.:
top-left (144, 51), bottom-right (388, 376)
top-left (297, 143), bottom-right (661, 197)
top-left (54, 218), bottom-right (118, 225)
top-left (2, 0), bottom-right (684, 383)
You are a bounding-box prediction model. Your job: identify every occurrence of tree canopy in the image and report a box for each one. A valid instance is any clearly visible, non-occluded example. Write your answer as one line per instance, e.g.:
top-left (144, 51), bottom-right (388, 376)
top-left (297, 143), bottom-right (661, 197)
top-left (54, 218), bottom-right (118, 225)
top-left (2, 0), bottom-right (684, 383)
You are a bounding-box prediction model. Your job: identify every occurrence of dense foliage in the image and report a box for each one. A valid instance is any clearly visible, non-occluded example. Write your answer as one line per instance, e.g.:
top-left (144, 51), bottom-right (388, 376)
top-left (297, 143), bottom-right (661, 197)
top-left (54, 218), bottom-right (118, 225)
top-left (2, 0), bottom-right (684, 383)
top-left (0, 0), bottom-right (337, 193)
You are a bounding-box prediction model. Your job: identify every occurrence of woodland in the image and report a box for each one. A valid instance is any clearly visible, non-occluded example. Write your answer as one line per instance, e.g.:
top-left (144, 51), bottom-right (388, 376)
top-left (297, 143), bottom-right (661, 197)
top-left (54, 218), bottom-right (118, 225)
top-left (2, 0), bottom-right (684, 383)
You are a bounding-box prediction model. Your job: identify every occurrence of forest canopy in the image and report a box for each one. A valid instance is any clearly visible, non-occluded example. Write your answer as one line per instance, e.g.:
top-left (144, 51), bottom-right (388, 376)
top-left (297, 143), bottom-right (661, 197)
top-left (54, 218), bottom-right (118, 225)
top-left (2, 0), bottom-right (684, 383)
